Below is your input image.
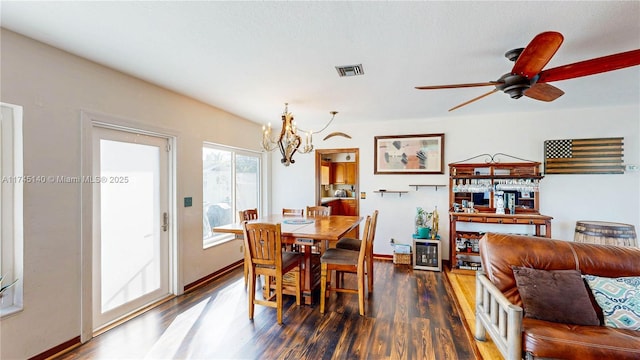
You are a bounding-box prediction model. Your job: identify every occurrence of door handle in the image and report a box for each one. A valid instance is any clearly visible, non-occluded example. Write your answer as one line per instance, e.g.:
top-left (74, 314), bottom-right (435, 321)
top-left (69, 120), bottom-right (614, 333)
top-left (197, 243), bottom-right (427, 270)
top-left (162, 212), bottom-right (169, 232)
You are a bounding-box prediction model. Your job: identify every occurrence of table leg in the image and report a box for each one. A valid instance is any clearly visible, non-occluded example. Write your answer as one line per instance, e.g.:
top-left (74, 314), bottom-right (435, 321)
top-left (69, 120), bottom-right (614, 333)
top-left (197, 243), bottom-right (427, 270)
top-left (545, 221), bottom-right (552, 238)
top-left (302, 244), bottom-right (313, 305)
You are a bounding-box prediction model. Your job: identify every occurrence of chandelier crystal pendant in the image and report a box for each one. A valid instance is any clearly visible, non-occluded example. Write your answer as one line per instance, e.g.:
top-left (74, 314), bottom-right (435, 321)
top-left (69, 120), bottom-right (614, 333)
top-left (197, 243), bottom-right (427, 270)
top-left (261, 103), bottom-right (337, 166)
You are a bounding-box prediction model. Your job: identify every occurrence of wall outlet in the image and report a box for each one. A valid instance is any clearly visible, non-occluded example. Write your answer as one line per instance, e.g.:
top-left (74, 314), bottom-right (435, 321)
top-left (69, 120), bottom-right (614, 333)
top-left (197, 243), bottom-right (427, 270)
top-left (626, 164), bottom-right (639, 172)
top-left (240, 245), bottom-right (244, 253)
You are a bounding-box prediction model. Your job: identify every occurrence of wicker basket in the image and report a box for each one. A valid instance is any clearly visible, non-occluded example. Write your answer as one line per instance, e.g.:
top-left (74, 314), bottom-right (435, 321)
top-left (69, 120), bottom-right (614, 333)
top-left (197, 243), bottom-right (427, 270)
top-left (393, 252), bottom-right (412, 265)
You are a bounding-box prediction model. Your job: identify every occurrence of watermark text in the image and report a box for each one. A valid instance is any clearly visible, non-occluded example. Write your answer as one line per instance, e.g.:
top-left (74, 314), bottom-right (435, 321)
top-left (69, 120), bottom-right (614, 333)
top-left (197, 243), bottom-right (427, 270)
top-left (1, 175), bottom-right (130, 184)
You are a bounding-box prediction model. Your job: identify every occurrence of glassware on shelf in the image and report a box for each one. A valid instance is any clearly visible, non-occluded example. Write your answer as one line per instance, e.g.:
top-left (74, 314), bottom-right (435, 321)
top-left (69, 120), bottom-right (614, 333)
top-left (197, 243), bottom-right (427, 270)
top-left (453, 175), bottom-right (540, 194)
top-left (452, 178), bottom-right (493, 193)
top-left (494, 178), bottom-right (539, 192)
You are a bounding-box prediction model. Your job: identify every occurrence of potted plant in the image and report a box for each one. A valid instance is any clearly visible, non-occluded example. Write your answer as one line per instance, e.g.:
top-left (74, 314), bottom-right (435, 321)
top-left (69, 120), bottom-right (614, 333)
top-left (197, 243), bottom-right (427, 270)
top-left (415, 207), bottom-right (433, 238)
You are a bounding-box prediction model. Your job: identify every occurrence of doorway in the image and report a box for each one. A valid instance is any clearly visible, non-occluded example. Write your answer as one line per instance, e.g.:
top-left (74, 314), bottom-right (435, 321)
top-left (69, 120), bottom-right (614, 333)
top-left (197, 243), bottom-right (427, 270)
top-left (91, 125), bottom-right (172, 332)
top-left (315, 148), bottom-right (359, 217)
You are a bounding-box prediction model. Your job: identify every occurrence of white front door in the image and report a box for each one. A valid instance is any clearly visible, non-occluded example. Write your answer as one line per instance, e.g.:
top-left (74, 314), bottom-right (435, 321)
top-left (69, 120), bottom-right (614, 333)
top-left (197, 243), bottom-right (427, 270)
top-left (92, 126), bottom-right (171, 331)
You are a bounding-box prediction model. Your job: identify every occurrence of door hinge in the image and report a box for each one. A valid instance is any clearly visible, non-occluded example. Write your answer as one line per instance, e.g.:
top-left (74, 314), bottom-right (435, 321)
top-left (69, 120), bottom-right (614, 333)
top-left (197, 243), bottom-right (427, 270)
top-left (166, 143), bottom-right (171, 152)
top-left (162, 212), bottom-right (169, 232)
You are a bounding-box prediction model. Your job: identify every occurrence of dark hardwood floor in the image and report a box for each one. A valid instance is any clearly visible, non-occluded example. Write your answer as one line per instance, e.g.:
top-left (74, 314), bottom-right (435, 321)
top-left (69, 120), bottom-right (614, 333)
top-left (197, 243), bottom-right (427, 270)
top-left (55, 260), bottom-right (477, 359)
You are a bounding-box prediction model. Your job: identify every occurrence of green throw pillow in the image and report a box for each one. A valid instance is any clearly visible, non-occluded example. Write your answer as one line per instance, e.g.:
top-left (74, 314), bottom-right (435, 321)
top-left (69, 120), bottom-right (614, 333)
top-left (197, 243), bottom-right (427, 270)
top-left (512, 266), bottom-right (600, 326)
top-left (584, 275), bottom-right (640, 330)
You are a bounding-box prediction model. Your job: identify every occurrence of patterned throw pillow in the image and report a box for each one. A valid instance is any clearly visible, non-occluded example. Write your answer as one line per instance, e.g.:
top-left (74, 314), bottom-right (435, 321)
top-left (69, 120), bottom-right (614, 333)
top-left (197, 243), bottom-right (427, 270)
top-left (583, 275), bottom-right (640, 330)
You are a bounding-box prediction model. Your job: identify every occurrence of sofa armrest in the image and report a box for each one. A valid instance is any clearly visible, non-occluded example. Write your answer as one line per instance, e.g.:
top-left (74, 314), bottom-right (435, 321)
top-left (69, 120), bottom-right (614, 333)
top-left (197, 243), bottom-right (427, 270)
top-left (476, 270), bottom-right (523, 360)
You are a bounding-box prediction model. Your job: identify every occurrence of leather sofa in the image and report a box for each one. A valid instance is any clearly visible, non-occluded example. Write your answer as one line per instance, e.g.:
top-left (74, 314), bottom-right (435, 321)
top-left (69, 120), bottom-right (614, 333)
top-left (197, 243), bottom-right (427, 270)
top-left (474, 232), bottom-right (640, 360)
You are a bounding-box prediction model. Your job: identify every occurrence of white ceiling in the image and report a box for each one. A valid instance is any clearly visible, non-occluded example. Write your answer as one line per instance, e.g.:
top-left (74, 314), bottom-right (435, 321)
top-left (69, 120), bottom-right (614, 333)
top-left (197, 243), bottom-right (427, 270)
top-left (2, 1), bottom-right (639, 129)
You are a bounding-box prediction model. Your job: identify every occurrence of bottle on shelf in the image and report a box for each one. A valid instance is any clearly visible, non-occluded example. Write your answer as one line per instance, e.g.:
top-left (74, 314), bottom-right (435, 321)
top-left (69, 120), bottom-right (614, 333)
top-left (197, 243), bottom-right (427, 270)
top-left (431, 206), bottom-right (439, 240)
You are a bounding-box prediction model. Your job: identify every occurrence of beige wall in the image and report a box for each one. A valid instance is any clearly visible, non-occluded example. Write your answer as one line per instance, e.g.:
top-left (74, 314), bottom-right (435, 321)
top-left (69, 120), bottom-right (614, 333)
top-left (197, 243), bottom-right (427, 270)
top-left (0, 29), bottom-right (262, 359)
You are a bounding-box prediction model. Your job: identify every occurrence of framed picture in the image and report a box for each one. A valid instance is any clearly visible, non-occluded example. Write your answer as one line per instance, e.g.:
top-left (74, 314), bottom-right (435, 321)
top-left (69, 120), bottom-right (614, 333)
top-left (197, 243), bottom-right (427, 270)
top-left (374, 133), bottom-right (445, 174)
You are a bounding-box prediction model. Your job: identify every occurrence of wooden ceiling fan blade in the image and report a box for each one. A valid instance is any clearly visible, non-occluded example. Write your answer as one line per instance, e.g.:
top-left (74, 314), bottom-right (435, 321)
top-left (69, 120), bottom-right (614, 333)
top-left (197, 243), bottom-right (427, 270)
top-left (537, 49), bottom-right (640, 83)
top-left (512, 32), bottom-right (564, 79)
top-left (524, 83), bottom-right (565, 102)
top-left (415, 81), bottom-right (501, 90)
top-left (448, 89), bottom-right (499, 112)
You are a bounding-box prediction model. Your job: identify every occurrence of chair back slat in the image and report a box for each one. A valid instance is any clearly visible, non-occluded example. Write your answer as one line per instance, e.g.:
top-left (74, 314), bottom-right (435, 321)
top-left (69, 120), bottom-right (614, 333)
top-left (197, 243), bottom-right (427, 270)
top-left (306, 205), bottom-right (331, 216)
top-left (358, 216), bottom-right (372, 267)
top-left (367, 210), bottom-right (379, 256)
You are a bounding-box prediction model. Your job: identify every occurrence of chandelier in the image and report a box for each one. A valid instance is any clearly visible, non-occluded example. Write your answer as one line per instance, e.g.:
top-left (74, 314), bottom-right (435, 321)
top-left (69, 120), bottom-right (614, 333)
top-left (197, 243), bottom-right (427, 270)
top-left (262, 103), bottom-right (337, 166)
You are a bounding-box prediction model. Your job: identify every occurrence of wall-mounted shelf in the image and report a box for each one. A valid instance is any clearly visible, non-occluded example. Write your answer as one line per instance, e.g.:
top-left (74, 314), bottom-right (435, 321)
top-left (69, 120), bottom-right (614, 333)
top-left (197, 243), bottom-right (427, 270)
top-left (409, 184), bottom-right (447, 191)
top-left (373, 190), bottom-right (408, 197)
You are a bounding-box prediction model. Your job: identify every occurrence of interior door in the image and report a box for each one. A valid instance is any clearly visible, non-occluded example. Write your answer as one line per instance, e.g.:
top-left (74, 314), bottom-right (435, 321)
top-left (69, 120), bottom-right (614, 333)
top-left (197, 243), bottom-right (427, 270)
top-left (92, 126), bottom-right (171, 331)
top-left (315, 148), bottom-right (360, 217)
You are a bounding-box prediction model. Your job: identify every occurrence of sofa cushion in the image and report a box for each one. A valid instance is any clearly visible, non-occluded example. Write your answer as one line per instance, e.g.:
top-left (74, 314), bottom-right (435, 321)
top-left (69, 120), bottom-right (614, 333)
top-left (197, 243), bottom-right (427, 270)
top-left (523, 317), bottom-right (640, 360)
top-left (513, 266), bottom-right (600, 326)
top-left (584, 275), bottom-right (640, 330)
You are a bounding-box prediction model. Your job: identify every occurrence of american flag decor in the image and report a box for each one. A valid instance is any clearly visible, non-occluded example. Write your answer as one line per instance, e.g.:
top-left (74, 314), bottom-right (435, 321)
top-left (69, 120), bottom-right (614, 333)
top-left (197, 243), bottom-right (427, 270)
top-left (544, 137), bottom-right (624, 174)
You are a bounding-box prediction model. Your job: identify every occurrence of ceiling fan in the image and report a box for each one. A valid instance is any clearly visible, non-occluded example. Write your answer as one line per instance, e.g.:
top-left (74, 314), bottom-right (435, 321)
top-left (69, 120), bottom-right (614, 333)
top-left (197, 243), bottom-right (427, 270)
top-left (415, 31), bottom-right (640, 112)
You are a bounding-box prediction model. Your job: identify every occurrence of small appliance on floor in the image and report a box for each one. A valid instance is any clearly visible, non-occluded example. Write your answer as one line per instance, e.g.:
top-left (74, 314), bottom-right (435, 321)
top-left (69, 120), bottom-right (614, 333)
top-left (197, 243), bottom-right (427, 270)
top-left (413, 234), bottom-right (442, 272)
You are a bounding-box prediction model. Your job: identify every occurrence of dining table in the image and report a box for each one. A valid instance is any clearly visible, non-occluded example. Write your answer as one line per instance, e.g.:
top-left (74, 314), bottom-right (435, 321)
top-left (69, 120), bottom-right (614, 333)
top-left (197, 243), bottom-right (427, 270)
top-left (213, 214), bottom-right (362, 305)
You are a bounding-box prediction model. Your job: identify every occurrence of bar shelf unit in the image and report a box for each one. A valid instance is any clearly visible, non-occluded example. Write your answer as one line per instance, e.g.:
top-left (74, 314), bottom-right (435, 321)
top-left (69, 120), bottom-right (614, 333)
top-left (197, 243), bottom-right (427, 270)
top-left (448, 157), bottom-right (553, 274)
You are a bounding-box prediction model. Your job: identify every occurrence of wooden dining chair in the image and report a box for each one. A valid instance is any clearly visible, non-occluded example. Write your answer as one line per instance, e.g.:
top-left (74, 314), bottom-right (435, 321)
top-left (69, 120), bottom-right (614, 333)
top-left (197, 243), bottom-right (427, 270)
top-left (320, 215), bottom-right (371, 316)
top-left (239, 208), bottom-right (258, 221)
top-left (282, 208), bottom-right (304, 217)
top-left (335, 210), bottom-right (379, 294)
top-left (306, 205), bottom-right (331, 216)
top-left (282, 208), bottom-right (305, 251)
top-left (242, 221), bottom-right (302, 324)
top-left (305, 205), bottom-right (331, 254)
top-left (239, 208), bottom-right (259, 285)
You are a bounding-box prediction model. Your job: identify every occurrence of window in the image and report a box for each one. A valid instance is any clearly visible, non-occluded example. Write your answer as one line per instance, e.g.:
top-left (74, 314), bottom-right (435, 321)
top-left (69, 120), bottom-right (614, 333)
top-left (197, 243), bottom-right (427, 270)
top-left (1, 102), bottom-right (24, 317)
top-left (203, 144), bottom-right (261, 247)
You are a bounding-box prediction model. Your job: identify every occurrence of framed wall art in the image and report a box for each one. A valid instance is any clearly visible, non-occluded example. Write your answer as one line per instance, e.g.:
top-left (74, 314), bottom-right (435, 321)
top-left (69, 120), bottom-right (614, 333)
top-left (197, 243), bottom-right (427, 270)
top-left (374, 133), bottom-right (444, 174)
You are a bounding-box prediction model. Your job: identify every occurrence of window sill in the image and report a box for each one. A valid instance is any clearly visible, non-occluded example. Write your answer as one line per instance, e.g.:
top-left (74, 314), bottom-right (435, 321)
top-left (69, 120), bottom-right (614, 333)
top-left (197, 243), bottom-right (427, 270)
top-left (203, 233), bottom-right (237, 250)
top-left (1, 304), bottom-right (23, 319)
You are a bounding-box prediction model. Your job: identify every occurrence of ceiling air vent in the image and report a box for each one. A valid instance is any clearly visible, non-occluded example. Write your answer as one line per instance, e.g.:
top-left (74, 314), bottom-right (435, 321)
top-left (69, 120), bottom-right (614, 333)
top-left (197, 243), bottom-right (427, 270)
top-left (335, 64), bottom-right (364, 77)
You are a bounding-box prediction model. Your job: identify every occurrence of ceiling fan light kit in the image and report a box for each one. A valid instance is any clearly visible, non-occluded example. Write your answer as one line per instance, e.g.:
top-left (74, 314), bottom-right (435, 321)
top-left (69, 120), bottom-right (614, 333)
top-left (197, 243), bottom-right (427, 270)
top-left (416, 31), bottom-right (640, 111)
top-left (504, 48), bottom-right (525, 62)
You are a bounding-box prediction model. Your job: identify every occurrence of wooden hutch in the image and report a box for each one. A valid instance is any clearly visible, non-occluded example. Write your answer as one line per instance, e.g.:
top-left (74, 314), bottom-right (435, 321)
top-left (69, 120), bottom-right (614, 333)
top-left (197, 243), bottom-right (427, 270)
top-left (448, 156), bottom-right (553, 274)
